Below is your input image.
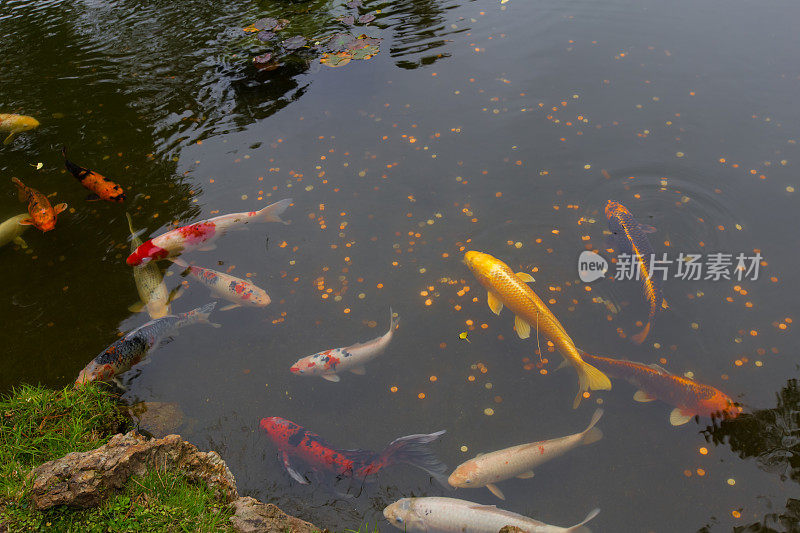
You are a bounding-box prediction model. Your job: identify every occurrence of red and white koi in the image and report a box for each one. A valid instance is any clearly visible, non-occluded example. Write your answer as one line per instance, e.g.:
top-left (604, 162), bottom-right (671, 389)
top-left (290, 309), bottom-right (398, 381)
top-left (171, 258), bottom-right (270, 311)
top-left (447, 409), bottom-right (603, 500)
top-left (126, 198), bottom-right (292, 266)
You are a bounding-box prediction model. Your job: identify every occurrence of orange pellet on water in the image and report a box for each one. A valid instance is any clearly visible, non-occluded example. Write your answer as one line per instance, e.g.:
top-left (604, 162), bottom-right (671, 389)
top-left (481, 323), bottom-right (488, 329)
top-left (750, 329), bottom-right (757, 336)
top-left (468, 375), bottom-right (476, 382)
top-left (425, 299), bottom-right (432, 306)
top-left (418, 392), bottom-right (426, 399)
top-left (697, 469), bottom-right (705, 476)
top-left (466, 319), bottom-right (474, 326)
top-left (430, 376), bottom-right (437, 382)
top-left (343, 308), bottom-right (351, 314)
top-left (699, 447), bottom-right (708, 455)
top-left (390, 386), bottom-right (398, 393)
top-left (440, 342), bottom-right (447, 349)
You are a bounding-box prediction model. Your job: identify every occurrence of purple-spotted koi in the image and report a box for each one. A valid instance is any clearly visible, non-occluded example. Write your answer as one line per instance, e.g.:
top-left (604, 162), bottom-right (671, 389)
top-left (171, 258), bottom-right (270, 311)
top-left (126, 199), bottom-right (292, 266)
top-left (75, 302), bottom-right (220, 385)
top-left (605, 200), bottom-right (668, 344)
top-left (260, 417), bottom-right (448, 487)
top-left (290, 309), bottom-right (398, 381)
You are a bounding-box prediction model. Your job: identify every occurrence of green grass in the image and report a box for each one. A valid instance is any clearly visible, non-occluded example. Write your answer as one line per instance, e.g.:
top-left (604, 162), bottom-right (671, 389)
top-left (0, 384), bottom-right (234, 532)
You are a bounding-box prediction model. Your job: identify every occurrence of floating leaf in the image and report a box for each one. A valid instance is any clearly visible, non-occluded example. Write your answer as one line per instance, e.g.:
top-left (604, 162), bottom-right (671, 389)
top-left (320, 52), bottom-right (352, 68)
top-left (350, 44), bottom-right (379, 60)
top-left (282, 36), bottom-right (307, 50)
top-left (243, 24), bottom-right (259, 33)
top-left (340, 15), bottom-right (355, 25)
top-left (358, 13), bottom-right (376, 23)
top-left (273, 19), bottom-right (290, 31)
top-left (325, 32), bottom-right (356, 51)
top-left (253, 53), bottom-right (281, 70)
top-left (257, 30), bottom-right (276, 41)
top-left (254, 17), bottom-right (279, 30)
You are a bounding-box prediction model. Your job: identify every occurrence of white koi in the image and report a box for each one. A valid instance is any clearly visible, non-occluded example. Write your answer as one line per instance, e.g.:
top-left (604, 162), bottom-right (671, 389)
top-left (0, 213), bottom-right (30, 249)
top-left (384, 497), bottom-right (600, 533)
top-left (171, 257), bottom-right (270, 311)
top-left (448, 409), bottom-right (603, 500)
top-left (290, 308), bottom-right (399, 382)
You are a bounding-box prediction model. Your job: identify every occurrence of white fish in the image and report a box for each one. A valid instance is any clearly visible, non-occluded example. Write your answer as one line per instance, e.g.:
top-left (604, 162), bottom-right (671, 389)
top-left (171, 257), bottom-right (270, 311)
top-left (448, 409), bottom-right (603, 500)
top-left (384, 497), bottom-right (599, 533)
top-left (289, 308), bottom-right (399, 382)
top-left (0, 213), bottom-right (30, 249)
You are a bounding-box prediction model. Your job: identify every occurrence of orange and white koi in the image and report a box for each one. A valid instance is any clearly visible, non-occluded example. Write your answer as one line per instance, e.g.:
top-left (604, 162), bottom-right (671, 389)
top-left (605, 200), bottom-right (668, 344)
top-left (464, 251), bottom-right (611, 407)
top-left (579, 352), bottom-right (739, 426)
top-left (11, 177), bottom-right (67, 232)
top-left (62, 147), bottom-right (126, 202)
top-left (126, 199), bottom-right (292, 266)
top-left (171, 258), bottom-right (270, 311)
top-left (290, 309), bottom-right (398, 381)
top-left (0, 114), bottom-right (39, 145)
top-left (447, 409), bottom-right (603, 500)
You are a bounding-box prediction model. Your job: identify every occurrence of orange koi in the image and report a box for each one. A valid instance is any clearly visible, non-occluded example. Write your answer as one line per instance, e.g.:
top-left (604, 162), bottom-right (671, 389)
top-left (11, 177), bottom-right (67, 232)
top-left (605, 200), bottom-right (668, 343)
top-left (579, 352), bottom-right (739, 425)
top-left (62, 147), bottom-right (126, 202)
top-left (464, 251), bottom-right (611, 408)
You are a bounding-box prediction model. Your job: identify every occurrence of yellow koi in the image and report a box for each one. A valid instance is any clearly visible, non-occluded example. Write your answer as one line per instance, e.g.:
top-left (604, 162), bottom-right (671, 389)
top-left (0, 114), bottom-right (39, 145)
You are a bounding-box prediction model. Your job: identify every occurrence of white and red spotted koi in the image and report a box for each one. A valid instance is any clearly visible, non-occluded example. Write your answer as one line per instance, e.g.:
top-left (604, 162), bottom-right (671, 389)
top-left (75, 302), bottom-right (220, 385)
top-left (126, 198), bottom-right (292, 266)
top-left (447, 409), bottom-right (603, 500)
top-left (290, 309), bottom-right (399, 382)
top-left (171, 258), bottom-right (270, 310)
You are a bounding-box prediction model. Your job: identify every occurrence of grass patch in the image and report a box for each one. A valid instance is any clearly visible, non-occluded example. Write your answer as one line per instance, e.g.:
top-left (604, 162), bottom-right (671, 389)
top-left (0, 384), bottom-right (234, 532)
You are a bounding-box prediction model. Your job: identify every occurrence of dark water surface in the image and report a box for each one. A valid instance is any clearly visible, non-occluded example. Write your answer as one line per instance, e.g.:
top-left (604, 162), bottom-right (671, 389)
top-left (2, 0), bottom-right (799, 530)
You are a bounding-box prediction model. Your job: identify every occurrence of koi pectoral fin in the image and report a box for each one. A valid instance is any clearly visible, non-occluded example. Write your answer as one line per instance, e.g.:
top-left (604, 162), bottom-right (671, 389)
top-left (219, 303), bottom-right (241, 311)
top-left (3, 132), bottom-right (15, 145)
top-left (349, 366), bottom-right (366, 375)
top-left (282, 451), bottom-right (308, 484)
top-left (514, 315), bottom-right (531, 339)
top-left (516, 471), bottom-right (534, 479)
top-left (18, 218), bottom-right (35, 226)
top-left (167, 285), bottom-right (185, 303)
top-left (670, 408), bottom-right (694, 426)
top-left (54, 203), bottom-right (68, 215)
top-left (639, 223), bottom-right (657, 233)
top-left (322, 373), bottom-right (341, 382)
top-left (198, 244), bottom-right (217, 251)
top-left (128, 301), bottom-right (145, 313)
top-left (633, 390), bottom-right (656, 402)
top-left (487, 290), bottom-right (503, 315)
top-left (486, 483), bottom-right (505, 500)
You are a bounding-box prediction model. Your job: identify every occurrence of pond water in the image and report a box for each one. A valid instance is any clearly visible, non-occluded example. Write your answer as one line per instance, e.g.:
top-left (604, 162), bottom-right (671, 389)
top-left (2, 0), bottom-right (799, 531)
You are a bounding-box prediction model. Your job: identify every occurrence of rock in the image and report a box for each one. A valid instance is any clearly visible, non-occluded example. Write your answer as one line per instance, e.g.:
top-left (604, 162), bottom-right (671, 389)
top-left (29, 431), bottom-right (237, 510)
top-left (125, 401), bottom-right (185, 437)
top-left (230, 497), bottom-right (321, 533)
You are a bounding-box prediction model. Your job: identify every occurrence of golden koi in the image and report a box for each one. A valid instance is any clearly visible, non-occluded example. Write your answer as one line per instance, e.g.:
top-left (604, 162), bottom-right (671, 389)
top-left (464, 251), bottom-right (611, 407)
top-left (126, 213), bottom-right (182, 319)
top-left (0, 114), bottom-right (39, 145)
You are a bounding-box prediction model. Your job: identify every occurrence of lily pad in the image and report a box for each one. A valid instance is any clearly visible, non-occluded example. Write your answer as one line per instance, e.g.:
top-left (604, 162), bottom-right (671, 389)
top-left (345, 0), bottom-right (362, 7)
top-left (326, 32), bottom-right (357, 51)
top-left (257, 30), bottom-right (276, 41)
top-left (358, 13), bottom-right (376, 24)
top-left (282, 35), bottom-right (307, 50)
top-left (254, 17), bottom-right (279, 30)
top-left (340, 15), bottom-right (355, 25)
top-left (273, 18), bottom-right (290, 31)
top-left (350, 44), bottom-right (379, 60)
top-left (320, 52), bottom-right (352, 68)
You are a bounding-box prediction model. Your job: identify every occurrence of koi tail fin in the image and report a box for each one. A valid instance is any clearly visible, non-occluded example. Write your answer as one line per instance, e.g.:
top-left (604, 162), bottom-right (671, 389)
top-left (256, 198), bottom-right (293, 224)
top-left (11, 177), bottom-right (27, 202)
top-left (565, 508), bottom-right (600, 533)
top-left (573, 360), bottom-right (612, 409)
top-left (180, 302), bottom-right (221, 328)
top-left (631, 321), bottom-right (651, 345)
top-left (581, 408), bottom-right (603, 446)
top-left (379, 430), bottom-right (449, 488)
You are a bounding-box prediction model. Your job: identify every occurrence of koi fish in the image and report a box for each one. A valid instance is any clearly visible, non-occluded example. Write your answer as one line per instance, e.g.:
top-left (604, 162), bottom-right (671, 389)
top-left (11, 177), bottom-right (67, 232)
top-left (75, 302), bottom-right (220, 385)
top-left (463, 251), bottom-right (611, 408)
top-left (126, 198), bottom-right (292, 266)
top-left (126, 213), bottom-right (182, 319)
top-left (448, 409), bottom-right (603, 500)
top-left (0, 114), bottom-right (39, 145)
top-left (260, 417), bottom-right (448, 487)
top-left (384, 497), bottom-right (600, 533)
top-left (290, 309), bottom-right (398, 381)
top-left (171, 257), bottom-right (270, 311)
top-left (605, 200), bottom-right (668, 344)
top-left (62, 147), bottom-right (126, 202)
top-left (0, 213), bottom-right (30, 249)
top-left (578, 352), bottom-right (738, 426)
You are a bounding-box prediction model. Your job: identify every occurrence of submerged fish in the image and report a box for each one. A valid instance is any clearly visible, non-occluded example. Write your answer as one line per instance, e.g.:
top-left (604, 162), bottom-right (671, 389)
top-left (171, 258), bottom-right (270, 311)
top-left (290, 309), bottom-right (398, 381)
top-left (0, 114), bottom-right (39, 145)
top-left (448, 409), bottom-right (603, 500)
top-left (126, 213), bottom-right (182, 319)
top-left (605, 200), bottom-right (667, 344)
top-left (579, 352), bottom-right (738, 426)
top-left (0, 213), bottom-right (30, 249)
top-left (464, 251), bottom-right (611, 408)
top-left (11, 177), bottom-right (67, 232)
top-left (384, 497), bottom-right (600, 533)
top-left (62, 147), bottom-right (126, 202)
top-left (260, 417), bottom-right (448, 487)
top-left (75, 302), bottom-right (220, 385)
top-left (126, 199), bottom-right (292, 266)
